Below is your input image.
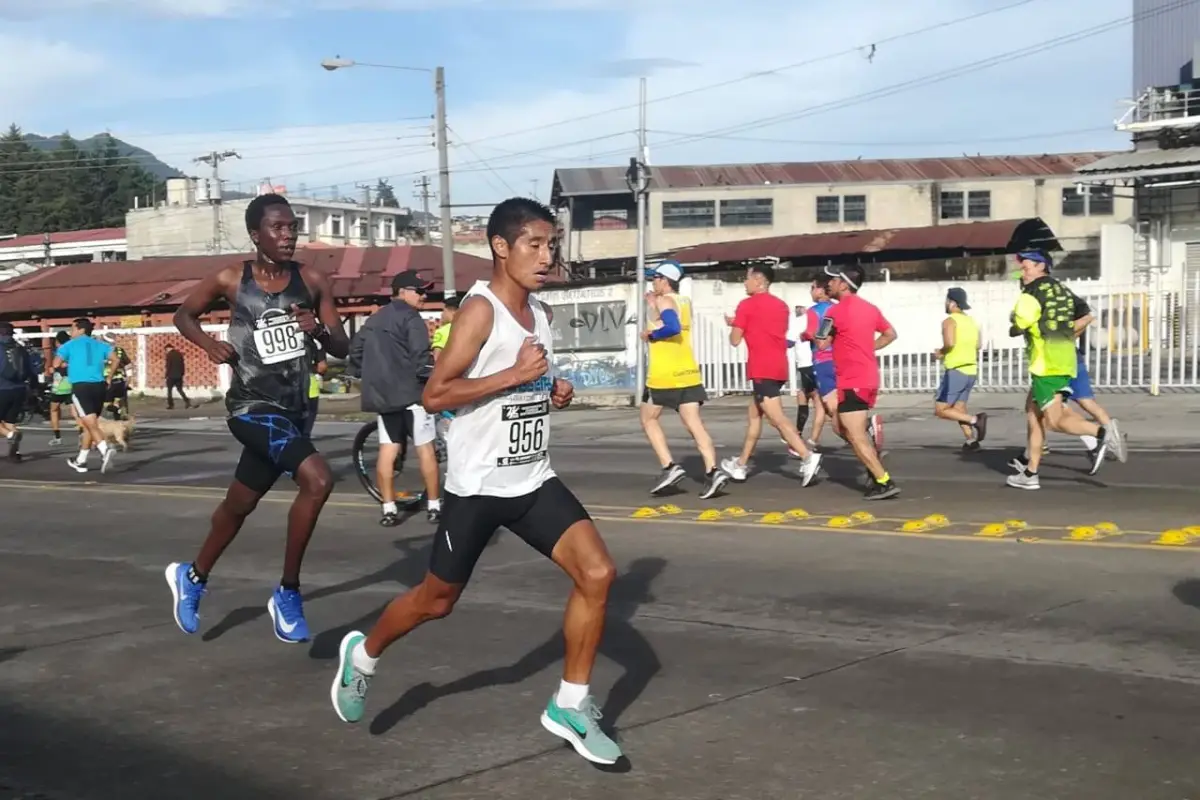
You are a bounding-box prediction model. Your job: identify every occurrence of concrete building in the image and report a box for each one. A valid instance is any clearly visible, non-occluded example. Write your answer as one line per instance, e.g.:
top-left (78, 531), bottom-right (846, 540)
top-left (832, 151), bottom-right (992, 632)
top-left (550, 152), bottom-right (1129, 276)
top-left (125, 178), bottom-right (417, 259)
top-left (0, 227), bottom-right (127, 282)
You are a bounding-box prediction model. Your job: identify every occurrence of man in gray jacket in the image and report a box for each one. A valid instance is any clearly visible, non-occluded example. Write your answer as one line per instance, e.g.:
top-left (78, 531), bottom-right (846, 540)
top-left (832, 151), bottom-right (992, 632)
top-left (349, 270), bottom-right (440, 526)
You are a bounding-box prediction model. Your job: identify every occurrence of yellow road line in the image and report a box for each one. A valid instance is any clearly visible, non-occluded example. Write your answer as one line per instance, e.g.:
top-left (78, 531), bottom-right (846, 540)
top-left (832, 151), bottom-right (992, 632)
top-left (0, 479), bottom-right (1194, 553)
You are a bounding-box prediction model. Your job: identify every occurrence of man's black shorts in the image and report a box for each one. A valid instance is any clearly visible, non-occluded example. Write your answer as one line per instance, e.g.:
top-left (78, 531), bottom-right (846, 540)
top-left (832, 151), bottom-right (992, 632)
top-left (227, 412), bottom-right (318, 494)
top-left (642, 384), bottom-right (707, 411)
top-left (798, 367), bottom-right (816, 395)
top-left (71, 382), bottom-right (108, 418)
top-left (106, 380), bottom-right (128, 403)
top-left (429, 477), bottom-right (591, 585)
top-left (752, 379), bottom-right (785, 400)
top-left (0, 388), bottom-right (26, 424)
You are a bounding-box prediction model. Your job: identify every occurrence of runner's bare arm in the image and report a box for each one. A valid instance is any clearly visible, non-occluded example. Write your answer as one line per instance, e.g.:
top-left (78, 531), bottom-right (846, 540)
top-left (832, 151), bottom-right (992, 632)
top-left (174, 266), bottom-right (239, 363)
top-left (934, 317), bottom-right (954, 358)
top-left (302, 267), bottom-right (350, 358)
top-left (423, 297), bottom-right (535, 412)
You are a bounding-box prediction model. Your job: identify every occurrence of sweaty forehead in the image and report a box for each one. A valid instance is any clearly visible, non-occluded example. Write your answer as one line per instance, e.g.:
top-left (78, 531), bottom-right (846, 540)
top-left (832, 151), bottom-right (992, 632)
top-left (519, 220), bottom-right (555, 240)
top-left (263, 205), bottom-right (295, 223)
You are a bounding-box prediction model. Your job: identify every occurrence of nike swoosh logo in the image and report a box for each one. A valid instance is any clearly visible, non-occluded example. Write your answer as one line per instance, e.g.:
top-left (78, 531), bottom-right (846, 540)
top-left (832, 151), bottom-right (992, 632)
top-left (567, 715), bottom-right (588, 738)
top-left (278, 615), bottom-right (298, 633)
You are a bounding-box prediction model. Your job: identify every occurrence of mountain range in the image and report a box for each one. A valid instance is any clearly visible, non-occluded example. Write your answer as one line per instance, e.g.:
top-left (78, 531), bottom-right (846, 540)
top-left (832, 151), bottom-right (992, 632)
top-left (22, 132), bottom-right (185, 181)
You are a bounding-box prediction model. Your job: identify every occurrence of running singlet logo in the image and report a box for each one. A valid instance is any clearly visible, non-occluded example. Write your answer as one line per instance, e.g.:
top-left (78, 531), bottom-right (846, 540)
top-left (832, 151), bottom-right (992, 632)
top-left (498, 375), bottom-right (552, 467)
top-left (253, 308), bottom-right (305, 365)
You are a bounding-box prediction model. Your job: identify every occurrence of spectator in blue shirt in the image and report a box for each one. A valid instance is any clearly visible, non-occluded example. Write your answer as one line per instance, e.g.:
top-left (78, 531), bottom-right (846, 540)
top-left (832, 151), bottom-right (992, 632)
top-left (53, 317), bottom-right (120, 474)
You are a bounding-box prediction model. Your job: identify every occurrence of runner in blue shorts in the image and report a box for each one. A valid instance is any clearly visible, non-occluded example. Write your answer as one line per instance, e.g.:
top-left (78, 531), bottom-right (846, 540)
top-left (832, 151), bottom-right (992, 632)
top-left (1068, 295), bottom-right (1124, 467)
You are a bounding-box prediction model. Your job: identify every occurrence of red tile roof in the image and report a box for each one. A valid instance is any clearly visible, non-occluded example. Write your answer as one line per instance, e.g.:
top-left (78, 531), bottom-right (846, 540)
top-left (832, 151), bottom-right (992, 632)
top-left (552, 152), bottom-right (1115, 199)
top-left (0, 227), bottom-right (125, 250)
top-left (0, 245), bottom-right (495, 318)
top-left (668, 218), bottom-right (1059, 264)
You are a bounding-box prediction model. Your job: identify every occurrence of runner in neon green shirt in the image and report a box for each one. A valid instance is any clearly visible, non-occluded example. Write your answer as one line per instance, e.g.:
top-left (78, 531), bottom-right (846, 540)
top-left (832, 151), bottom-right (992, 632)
top-left (1006, 250), bottom-right (1124, 490)
top-left (430, 296), bottom-right (459, 360)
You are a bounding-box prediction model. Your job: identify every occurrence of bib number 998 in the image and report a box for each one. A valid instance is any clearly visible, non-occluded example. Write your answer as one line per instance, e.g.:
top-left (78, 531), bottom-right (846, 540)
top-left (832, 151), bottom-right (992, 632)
top-left (254, 322), bottom-right (304, 365)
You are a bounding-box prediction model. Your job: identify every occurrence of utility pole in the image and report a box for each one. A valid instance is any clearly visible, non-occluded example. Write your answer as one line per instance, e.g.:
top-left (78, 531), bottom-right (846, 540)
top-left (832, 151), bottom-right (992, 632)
top-left (628, 77), bottom-right (650, 405)
top-left (193, 150), bottom-right (240, 254)
top-left (414, 176), bottom-right (433, 242)
top-left (357, 183), bottom-right (374, 246)
top-left (42, 232), bottom-right (51, 267)
top-left (434, 66), bottom-right (455, 297)
top-left (530, 178), bottom-right (539, 200)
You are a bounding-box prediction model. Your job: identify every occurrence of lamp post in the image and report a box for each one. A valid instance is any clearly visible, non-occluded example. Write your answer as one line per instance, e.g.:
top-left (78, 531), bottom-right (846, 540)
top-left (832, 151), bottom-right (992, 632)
top-left (320, 57), bottom-right (456, 297)
top-left (626, 78), bottom-right (649, 405)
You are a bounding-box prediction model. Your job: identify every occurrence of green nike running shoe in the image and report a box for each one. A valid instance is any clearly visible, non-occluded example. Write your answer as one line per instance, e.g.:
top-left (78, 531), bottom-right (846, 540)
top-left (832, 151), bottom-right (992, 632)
top-left (331, 631), bottom-right (371, 723)
top-left (539, 694), bottom-right (623, 765)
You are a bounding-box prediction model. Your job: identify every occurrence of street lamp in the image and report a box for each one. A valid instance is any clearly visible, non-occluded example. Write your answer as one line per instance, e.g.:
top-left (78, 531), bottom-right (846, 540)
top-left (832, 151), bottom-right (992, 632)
top-left (320, 56), bottom-right (457, 297)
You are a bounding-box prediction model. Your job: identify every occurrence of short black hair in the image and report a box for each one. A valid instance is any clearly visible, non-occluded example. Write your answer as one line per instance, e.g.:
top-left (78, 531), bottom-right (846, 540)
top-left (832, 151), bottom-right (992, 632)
top-left (842, 264), bottom-right (866, 291)
top-left (486, 197), bottom-right (555, 258)
top-left (55, 330), bottom-right (70, 345)
top-left (749, 263), bottom-right (775, 283)
top-left (245, 193), bottom-right (291, 234)
top-left (72, 317), bottom-right (93, 336)
top-left (443, 295), bottom-right (461, 309)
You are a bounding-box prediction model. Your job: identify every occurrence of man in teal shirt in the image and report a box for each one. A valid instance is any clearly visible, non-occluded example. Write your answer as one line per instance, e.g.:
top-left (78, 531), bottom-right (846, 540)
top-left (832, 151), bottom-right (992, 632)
top-left (53, 317), bottom-right (120, 474)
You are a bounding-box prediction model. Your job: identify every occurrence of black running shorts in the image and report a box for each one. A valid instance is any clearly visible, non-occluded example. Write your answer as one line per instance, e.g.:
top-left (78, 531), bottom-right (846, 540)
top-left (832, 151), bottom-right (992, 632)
top-left (642, 384), bottom-right (707, 410)
top-left (0, 388), bottom-right (25, 424)
top-left (798, 367), bottom-right (816, 395)
top-left (429, 477), bottom-right (591, 585)
top-left (752, 379), bottom-right (785, 400)
top-left (71, 382), bottom-right (107, 418)
top-left (227, 412), bottom-right (319, 494)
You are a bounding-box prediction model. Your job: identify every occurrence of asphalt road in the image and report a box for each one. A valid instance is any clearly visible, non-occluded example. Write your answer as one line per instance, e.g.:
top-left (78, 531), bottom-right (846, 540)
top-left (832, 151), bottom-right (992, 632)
top-left (2, 409), bottom-right (1200, 799)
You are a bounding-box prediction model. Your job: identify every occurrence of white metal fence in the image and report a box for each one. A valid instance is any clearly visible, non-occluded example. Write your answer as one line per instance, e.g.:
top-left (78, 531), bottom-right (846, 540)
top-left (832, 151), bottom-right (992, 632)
top-left (692, 276), bottom-right (1200, 396)
top-left (14, 324), bottom-right (231, 397)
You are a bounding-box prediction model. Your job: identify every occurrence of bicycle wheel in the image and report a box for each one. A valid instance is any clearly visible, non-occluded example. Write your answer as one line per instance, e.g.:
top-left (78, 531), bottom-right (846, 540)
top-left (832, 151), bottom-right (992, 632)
top-left (351, 420), bottom-right (425, 509)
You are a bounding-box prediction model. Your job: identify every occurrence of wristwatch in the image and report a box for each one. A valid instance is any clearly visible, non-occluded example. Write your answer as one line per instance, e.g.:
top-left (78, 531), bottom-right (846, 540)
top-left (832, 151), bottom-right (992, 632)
top-left (311, 322), bottom-right (329, 340)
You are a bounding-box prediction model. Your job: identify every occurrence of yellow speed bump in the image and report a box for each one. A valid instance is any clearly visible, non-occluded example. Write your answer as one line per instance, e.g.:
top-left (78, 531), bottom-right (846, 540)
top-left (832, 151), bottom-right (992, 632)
top-left (827, 515), bottom-right (854, 528)
top-left (697, 509), bottom-right (723, 521)
top-left (1004, 519), bottom-right (1028, 531)
top-left (759, 512), bottom-right (786, 524)
top-left (976, 523), bottom-right (1010, 537)
top-left (657, 504), bottom-right (683, 515)
top-left (850, 511), bottom-right (875, 523)
top-left (785, 508), bottom-right (810, 519)
top-left (1068, 526), bottom-right (1099, 541)
top-left (924, 514), bottom-right (949, 527)
top-left (1095, 521), bottom-right (1119, 533)
top-left (723, 506), bottom-right (748, 517)
top-left (1184, 526), bottom-right (1200, 537)
top-left (900, 520), bottom-right (929, 533)
top-left (631, 507), bottom-right (661, 518)
top-left (1155, 529), bottom-right (1195, 546)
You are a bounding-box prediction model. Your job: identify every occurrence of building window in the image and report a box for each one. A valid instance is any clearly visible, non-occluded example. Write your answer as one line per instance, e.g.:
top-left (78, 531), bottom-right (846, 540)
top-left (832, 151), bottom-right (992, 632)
top-left (381, 218), bottom-right (395, 240)
top-left (329, 213), bottom-right (343, 237)
top-left (295, 211), bottom-right (308, 234)
top-left (940, 191), bottom-right (964, 219)
top-left (967, 190), bottom-right (991, 219)
top-left (356, 216), bottom-right (370, 240)
top-left (661, 200), bottom-right (715, 229)
top-left (843, 195), bottom-right (866, 223)
top-left (1062, 185), bottom-right (1114, 216)
top-left (719, 198), bottom-right (773, 226)
top-left (816, 196), bottom-right (840, 223)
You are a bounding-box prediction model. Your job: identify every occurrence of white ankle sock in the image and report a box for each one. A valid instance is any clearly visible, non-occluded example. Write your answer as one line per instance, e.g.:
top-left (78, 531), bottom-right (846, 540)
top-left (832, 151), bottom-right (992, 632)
top-left (352, 641), bottom-right (378, 674)
top-left (382, 501), bottom-right (397, 514)
top-left (555, 680), bottom-right (588, 710)
top-left (98, 440), bottom-right (109, 454)
top-left (1080, 434), bottom-right (1098, 450)
top-left (428, 497), bottom-right (442, 511)
top-left (76, 449), bottom-right (89, 463)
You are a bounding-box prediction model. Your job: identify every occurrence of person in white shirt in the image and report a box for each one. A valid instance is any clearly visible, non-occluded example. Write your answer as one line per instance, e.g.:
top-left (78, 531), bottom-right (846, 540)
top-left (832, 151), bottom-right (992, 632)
top-left (784, 304), bottom-right (822, 455)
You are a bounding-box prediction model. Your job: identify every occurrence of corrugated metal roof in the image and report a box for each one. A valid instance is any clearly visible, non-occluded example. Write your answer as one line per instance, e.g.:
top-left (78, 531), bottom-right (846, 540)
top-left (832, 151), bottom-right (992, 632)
top-left (0, 245), bottom-right (495, 318)
top-left (0, 227), bottom-right (126, 250)
top-left (669, 218), bottom-right (1057, 264)
top-left (553, 152), bottom-right (1115, 198)
top-left (1076, 146), bottom-right (1200, 173)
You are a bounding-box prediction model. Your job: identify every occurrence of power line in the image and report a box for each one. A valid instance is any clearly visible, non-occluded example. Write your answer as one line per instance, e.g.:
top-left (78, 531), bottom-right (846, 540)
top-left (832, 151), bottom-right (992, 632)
top-left (445, 124), bottom-right (518, 196)
top-left (446, 0), bottom-right (1045, 150)
top-left (645, 126), bottom-right (1121, 148)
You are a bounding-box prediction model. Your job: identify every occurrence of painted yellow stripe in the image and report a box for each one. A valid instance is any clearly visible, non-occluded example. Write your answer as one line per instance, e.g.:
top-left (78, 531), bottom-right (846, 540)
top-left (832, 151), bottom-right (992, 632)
top-left (0, 479), bottom-right (1195, 553)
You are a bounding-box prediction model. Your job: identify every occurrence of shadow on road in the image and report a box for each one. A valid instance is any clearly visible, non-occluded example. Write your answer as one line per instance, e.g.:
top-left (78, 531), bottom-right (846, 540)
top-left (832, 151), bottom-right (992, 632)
top-left (364, 555), bottom-right (666, 750)
top-left (0, 697), bottom-right (290, 800)
top-left (1171, 579), bottom-right (1200, 609)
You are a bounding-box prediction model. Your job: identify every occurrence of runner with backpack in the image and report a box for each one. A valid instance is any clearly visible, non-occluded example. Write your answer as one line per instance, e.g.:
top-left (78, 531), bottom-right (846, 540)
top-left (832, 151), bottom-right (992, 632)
top-left (0, 322), bottom-right (36, 462)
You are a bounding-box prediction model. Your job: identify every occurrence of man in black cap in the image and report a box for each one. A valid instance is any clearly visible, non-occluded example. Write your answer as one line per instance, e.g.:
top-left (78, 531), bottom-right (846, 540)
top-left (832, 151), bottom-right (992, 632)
top-left (933, 287), bottom-right (987, 450)
top-left (349, 270), bottom-right (442, 525)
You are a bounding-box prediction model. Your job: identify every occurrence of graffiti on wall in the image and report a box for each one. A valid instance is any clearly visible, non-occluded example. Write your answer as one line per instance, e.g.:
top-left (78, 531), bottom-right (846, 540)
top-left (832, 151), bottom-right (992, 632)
top-left (553, 353), bottom-right (634, 391)
top-left (549, 300), bottom-right (633, 352)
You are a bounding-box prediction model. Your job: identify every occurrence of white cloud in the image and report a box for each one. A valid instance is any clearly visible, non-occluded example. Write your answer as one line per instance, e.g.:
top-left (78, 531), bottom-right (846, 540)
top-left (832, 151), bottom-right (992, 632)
top-left (11, 0), bottom-right (1135, 208)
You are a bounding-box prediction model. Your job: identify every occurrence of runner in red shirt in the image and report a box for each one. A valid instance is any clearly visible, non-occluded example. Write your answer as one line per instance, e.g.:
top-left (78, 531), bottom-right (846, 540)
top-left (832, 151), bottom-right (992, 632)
top-left (815, 264), bottom-right (900, 500)
top-left (720, 264), bottom-right (821, 486)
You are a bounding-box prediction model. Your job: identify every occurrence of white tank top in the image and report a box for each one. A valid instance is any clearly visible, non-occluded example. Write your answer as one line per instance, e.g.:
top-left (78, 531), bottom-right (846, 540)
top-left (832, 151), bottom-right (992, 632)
top-left (444, 281), bottom-right (556, 498)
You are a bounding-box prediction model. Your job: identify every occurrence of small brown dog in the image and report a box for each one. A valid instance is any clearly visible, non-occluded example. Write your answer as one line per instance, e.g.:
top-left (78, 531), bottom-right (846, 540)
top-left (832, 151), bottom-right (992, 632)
top-left (77, 415), bottom-right (136, 451)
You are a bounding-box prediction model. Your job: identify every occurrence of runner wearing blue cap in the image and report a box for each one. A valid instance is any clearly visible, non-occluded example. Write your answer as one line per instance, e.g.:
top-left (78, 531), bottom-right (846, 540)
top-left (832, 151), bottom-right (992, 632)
top-left (640, 260), bottom-right (730, 499)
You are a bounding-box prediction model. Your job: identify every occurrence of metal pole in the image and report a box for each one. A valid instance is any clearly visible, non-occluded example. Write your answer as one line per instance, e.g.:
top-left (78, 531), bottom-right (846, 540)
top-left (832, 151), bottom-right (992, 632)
top-left (634, 77), bottom-right (648, 405)
top-left (434, 66), bottom-right (455, 297)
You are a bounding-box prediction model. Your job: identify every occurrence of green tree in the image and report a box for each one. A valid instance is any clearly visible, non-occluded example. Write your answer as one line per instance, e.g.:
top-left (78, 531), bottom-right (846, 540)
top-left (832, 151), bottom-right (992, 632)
top-left (375, 178), bottom-right (399, 207)
top-left (0, 124), bottom-right (164, 236)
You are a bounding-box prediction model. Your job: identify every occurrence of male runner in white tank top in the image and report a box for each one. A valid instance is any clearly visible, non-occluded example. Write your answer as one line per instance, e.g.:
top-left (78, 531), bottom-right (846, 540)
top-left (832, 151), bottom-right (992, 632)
top-left (328, 197), bottom-right (623, 766)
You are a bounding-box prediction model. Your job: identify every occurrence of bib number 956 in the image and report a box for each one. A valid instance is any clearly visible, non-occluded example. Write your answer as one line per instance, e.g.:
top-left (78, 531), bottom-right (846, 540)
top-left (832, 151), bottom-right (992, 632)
top-left (508, 417), bottom-right (545, 455)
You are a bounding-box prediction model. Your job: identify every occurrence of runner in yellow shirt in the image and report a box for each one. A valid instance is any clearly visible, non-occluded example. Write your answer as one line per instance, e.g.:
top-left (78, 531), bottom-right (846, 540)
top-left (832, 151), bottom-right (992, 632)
top-left (430, 296), bottom-right (458, 360)
top-left (932, 288), bottom-right (988, 450)
top-left (640, 260), bottom-right (728, 499)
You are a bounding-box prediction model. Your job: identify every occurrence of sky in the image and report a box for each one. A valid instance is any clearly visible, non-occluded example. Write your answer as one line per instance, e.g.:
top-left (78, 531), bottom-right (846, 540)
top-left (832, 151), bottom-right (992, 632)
top-left (1, 0), bottom-right (1135, 212)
